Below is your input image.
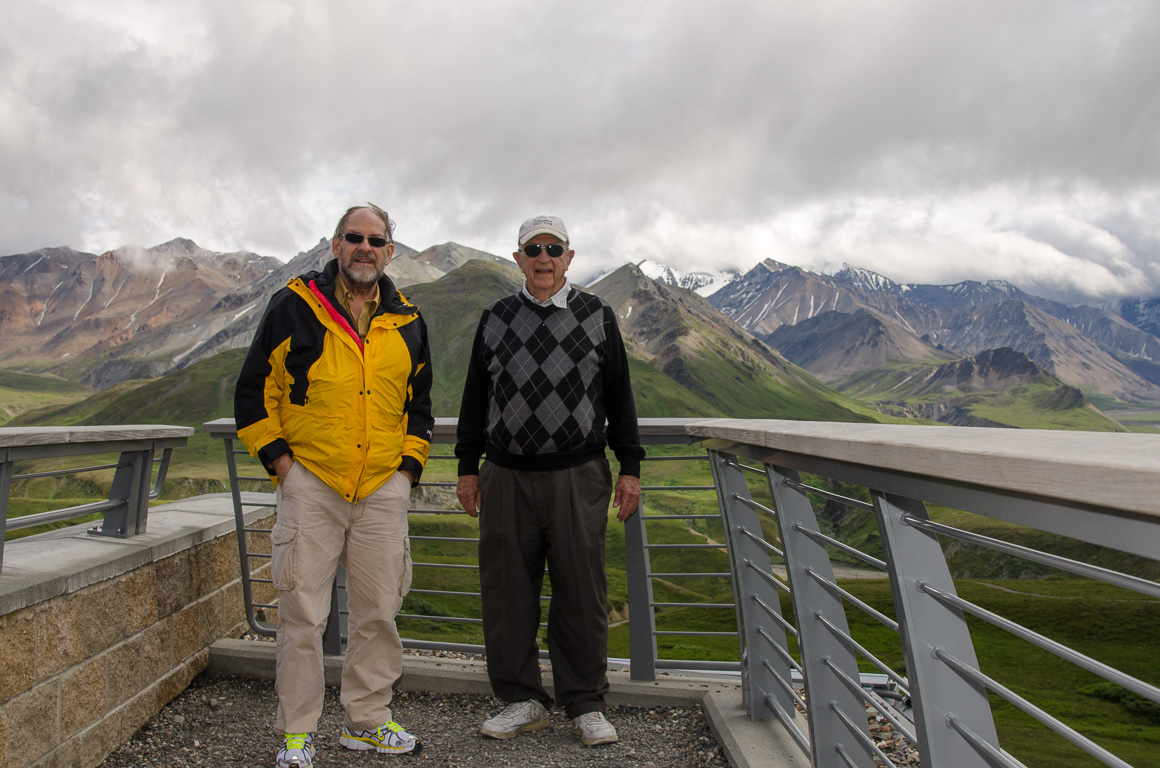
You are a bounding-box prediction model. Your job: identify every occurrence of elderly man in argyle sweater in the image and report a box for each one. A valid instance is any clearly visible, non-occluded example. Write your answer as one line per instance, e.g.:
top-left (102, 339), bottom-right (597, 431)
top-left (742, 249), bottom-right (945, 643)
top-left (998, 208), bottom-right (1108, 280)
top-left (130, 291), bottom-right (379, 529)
top-left (455, 215), bottom-right (644, 747)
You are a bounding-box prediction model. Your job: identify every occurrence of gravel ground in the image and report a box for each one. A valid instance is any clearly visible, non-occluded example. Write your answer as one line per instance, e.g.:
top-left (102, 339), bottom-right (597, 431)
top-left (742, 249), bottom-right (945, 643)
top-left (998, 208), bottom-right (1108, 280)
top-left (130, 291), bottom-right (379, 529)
top-left (99, 674), bottom-right (731, 768)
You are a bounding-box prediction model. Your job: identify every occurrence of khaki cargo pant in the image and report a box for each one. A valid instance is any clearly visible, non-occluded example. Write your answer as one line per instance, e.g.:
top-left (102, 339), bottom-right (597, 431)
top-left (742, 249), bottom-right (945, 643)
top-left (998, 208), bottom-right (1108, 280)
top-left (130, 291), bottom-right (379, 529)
top-left (269, 461), bottom-right (412, 735)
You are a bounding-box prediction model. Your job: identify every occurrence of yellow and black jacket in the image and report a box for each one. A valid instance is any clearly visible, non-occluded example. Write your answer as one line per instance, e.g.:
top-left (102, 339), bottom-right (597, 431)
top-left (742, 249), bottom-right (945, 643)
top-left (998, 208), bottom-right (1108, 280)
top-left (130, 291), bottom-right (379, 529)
top-left (234, 259), bottom-right (433, 501)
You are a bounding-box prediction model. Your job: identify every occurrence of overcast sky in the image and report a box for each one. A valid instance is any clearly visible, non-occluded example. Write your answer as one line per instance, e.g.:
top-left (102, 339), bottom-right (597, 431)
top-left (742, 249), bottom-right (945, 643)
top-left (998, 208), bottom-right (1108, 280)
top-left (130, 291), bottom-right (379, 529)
top-left (3, 0), bottom-right (1159, 303)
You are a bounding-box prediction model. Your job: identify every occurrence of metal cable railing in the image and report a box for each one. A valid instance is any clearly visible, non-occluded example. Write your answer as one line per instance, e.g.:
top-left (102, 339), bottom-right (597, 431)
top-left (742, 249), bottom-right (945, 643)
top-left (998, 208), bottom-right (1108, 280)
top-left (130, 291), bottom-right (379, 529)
top-left (204, 417), bottom-right (1160, 768)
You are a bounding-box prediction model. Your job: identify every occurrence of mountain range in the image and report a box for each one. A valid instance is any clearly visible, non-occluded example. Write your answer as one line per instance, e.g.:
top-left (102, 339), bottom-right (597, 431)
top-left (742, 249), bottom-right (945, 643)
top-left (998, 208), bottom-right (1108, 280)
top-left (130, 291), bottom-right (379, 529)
top-left (705, 260), bottom-right (1160, 404)
top-left (2, 237), bottom-right (1157, 433)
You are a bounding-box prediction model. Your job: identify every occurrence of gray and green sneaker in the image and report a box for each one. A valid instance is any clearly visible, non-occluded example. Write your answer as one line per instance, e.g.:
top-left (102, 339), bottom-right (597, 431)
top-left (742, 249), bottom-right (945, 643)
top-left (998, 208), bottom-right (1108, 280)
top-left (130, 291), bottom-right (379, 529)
top-left (339, 720), bottom-right (420, 755)
top-left (275, 733), bottom-right (314, 767)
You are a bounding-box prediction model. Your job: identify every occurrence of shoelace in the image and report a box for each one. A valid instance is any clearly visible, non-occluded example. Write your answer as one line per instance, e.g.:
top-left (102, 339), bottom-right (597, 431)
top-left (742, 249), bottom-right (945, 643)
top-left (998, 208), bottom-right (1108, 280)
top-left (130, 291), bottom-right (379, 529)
top-left (284, 733), bottom-right (311, 749)
top-left (380, 721), bottom-right (408, 737)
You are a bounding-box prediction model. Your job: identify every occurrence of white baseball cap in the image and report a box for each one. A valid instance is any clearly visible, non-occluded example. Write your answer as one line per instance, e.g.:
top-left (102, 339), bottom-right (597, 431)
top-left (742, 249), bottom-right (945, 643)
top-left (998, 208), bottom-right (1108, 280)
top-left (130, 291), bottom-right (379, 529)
top-left (518, 215), bottom-right (569, 245)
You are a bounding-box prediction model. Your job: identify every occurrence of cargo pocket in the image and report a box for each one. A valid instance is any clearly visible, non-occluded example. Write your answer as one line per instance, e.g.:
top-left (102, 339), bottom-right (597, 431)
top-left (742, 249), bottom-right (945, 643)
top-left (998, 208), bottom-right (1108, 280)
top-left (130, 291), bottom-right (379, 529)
top-left (398, 538), bottom-right (413, 596)
top-left (270, 522), bottom-right (300, 591)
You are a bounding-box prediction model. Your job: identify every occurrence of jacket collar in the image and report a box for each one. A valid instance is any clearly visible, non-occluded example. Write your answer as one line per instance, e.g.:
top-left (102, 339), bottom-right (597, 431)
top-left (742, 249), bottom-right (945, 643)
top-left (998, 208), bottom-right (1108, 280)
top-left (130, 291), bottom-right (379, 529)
top-left (306, 259), bottom-right (417, 317)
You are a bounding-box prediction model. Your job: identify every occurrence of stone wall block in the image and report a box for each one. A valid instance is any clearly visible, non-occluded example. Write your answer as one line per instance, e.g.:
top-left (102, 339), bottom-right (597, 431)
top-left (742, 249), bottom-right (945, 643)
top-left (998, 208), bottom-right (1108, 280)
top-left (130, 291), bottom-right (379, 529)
top-left (197, 593), bottom-right (224, 649)
top-left (78, 711), bottom-right (122, 768)
top-left (105, 637), bottom-right (143, 709)
top-left (156, 652), bottom-right (207, 708)
top-left (154, 552), bottom-right (190, 619)
top-left (34, 597), bottom-right (83, 681)
top-left (4, 681), bottom-right (59, 768)
top-left (204, 536), bottom-right (240, 594)
top-left (46, 735), bottom-right (82, 768)
top-left (123, 566), bottom-right (158, 636)
top-left (222, 580), bottom-right (246, 630)
top-left (82, 580), bottom-right (126, 657)
top-left (0, 609), bottom-right (35, 704)
top-left (141, 619), bottom-right (174, 683)
top-left (119, 685), bottom-right (159, 745)
top-left (60, 657), bottom-right (105, 739)
top-left (172, 604), bottom-right (200, 663)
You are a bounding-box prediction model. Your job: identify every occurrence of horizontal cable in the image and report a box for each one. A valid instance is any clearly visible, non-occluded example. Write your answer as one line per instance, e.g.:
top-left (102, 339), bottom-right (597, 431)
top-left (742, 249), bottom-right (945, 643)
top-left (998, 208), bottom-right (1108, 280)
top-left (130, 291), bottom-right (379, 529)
top-left (783, 478), bottom-right (874, 512)
top-left (397, 614), bottom-right (483, 624)
top-left (249, 578), bottom-right (273, 585)
top-left (762, 689), bottom-right (812, 757)
top-left (752, 594), bottom-right (799, 638)
top-left (237, 475), bottom-right (270, 483)
top-left (245, 553), bottom-right (271, 560)
top-left (651, 602), bottom-right (735, 608)
top-left (5, 499), bottom-right (120, 531)
top-left (409, 509), bottom-right (468, 515)
top-left (946, 716), bottom-right (1022, 768)
top-left (733, 494), bottom-right (777, 517)
top-left (833, 745), bottom-right (860, 768)
top-left (824, 657), bottom-right (917, 745)
top-left (934, 648), bottom-right (1131, 768)
top-left (792, 524), bottom-right (888, 571)
top-left (739, 526), bottom-right (784, 558)
top-left (14, 461), bottom-right (127, 480)
top-left (746, 560), bottom-right (793, 595)
top-left (242, 527), bottom-right (273, 534)
top-left (240, 501), bottom-right (276, 509)
top-left (408, 589), bottom-right (482, 598)
top-left (253, 602), bottom-right (277, 609)
top-left (815, 613), bottom-right (908, 695)
top-left (756, 626), bottom-right (803, 674)
top-left (903, 515), bottom-right (1160, 600)
top-left (645, 543), bottom-right (727, 550)
top-left (641, 485), bottom-right (717, 492)
top-left (413, 563), bottom-right (479, 570)
top-left (650, 572), bottom-right (731, 579)
top-left (763, 661), bottom-right (809, 713)
top-left (829, 701), bottom-right (896, 767)
top-left (724, 460), bottom-right (768, 477)
top-left (921, 582), bottom-right (1160, 704)
top-left (807, 569), bottom-right (900, 632)
top-left (411, 536), bottom-right (478, 543)
top-left (642, 514), bottom-right (721, 520)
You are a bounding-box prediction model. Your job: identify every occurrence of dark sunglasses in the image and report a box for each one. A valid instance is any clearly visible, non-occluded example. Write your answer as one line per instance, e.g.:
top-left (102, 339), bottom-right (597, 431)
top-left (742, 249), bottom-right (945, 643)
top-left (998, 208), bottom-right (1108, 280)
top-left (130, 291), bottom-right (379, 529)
top-left (343, 232), bottom-right (391, 248)
top-left (522, 243), bottom-right (567, 258)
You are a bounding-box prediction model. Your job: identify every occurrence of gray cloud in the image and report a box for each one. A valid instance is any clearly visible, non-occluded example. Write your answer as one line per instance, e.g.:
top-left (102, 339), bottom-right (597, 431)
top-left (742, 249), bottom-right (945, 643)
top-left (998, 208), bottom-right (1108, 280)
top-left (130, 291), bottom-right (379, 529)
top-left (2, 0), bottom-right (1159, 302)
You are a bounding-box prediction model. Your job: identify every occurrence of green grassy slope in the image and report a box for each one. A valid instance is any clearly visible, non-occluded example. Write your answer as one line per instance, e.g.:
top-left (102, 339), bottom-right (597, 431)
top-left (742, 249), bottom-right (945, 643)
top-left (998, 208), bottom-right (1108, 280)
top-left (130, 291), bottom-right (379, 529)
top-left (0, 370), bottom-right (91, 425)
top-left (840, 361), bottom-right (1126, 431)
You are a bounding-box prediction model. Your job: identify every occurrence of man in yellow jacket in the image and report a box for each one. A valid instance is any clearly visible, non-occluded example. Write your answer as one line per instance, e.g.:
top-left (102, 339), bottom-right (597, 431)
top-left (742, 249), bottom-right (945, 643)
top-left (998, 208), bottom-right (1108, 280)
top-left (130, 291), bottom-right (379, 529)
top-left (235, 203), bottom-right (433, 767)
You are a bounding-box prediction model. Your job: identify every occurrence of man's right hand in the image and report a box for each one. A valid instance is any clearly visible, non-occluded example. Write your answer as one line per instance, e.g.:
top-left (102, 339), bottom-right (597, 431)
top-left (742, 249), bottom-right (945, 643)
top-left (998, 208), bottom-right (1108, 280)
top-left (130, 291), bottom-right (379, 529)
top-left (457, 475), bottom-right (481, 518)
top-left (272, 454), bottom-right (294, 485)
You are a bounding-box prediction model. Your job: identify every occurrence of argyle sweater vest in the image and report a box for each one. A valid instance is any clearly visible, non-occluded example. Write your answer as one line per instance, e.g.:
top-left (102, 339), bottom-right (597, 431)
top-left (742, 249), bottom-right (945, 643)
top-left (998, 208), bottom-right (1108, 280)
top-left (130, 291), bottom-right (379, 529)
top-left (456, 289), bottom-right (643, 476)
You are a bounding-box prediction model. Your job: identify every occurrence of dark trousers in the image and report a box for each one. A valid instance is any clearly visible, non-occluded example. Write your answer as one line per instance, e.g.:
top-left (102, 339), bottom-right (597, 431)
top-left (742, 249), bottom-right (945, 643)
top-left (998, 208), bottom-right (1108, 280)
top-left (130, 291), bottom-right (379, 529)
top-left (477, 457), bottom-right (613, 718)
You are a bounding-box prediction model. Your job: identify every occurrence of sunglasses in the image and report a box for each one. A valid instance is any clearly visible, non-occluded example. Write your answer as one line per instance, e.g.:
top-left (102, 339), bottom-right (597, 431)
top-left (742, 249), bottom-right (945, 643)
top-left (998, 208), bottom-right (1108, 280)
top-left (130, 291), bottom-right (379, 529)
top-left (343, 232), bottom-right (391, 248)
top-left (522, 243), bottom-right (568, 258)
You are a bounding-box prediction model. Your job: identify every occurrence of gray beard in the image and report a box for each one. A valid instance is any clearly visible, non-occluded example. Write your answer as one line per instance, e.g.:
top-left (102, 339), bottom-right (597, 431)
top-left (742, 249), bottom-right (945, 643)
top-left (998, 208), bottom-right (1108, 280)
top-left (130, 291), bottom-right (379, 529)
top-left (340, 261), bottom-right (382, 292)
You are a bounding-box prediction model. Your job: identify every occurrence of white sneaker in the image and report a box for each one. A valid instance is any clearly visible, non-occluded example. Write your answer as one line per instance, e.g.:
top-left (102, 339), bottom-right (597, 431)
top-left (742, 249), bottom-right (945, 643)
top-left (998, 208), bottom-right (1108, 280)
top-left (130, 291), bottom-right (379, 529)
top-left (339, 721), bottom-right (420, 755)
top-left (275, 733), bottom-right (314, 767)
top-left (571, 711), bottom-right (618, 746)
top-left (480, 700), bottom-right (550, 739)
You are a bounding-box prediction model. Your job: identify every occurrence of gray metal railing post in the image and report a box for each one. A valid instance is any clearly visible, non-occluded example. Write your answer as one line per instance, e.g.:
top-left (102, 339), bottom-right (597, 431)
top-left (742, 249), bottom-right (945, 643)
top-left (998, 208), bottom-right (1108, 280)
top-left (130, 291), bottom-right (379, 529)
top-left (713, 451), bottom-right (794, 722)
top-left (875, 491), bottom-right (999, 767)
top-left (769, 465), bottom-right (875, 768)
top-left (0, 449), bottom-right (12, 573)
top-left (91, 447), bottom-right (150, 537)
top-left (624, 497), bottom-right (658, 680)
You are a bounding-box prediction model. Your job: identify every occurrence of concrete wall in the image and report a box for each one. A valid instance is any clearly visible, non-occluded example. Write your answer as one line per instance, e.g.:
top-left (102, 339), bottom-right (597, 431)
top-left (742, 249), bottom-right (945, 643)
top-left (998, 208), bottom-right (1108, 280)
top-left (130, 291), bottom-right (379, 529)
top-left (0, 493), bottom-right (273, 768)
